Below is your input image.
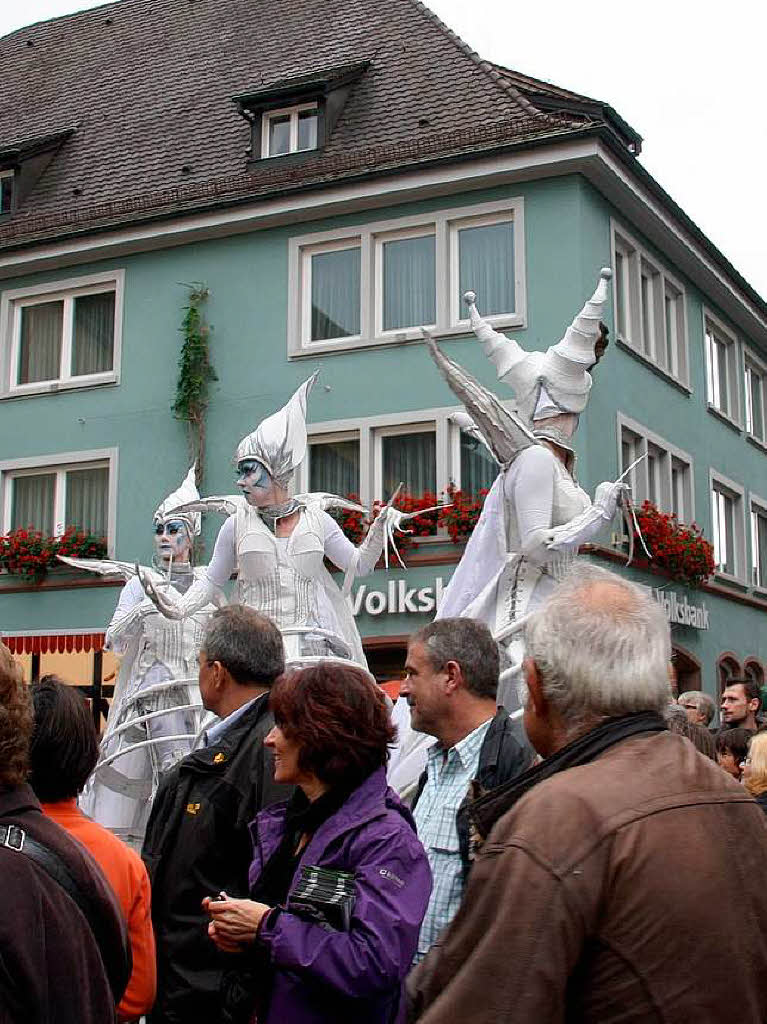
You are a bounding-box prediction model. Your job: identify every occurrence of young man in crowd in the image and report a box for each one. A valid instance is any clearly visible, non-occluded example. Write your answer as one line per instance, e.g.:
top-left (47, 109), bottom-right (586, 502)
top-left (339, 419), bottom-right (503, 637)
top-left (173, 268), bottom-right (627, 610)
top-left (142, 606), bottom-right (291, 1024)
top-left (407, 566), bottom-right (767, 1023)
top-left (0, 643), bottom-right (131, 1022)
top-left (401, 618), bottom-right (533, 962)
top-left (720, 677), bottom-right (761, 731)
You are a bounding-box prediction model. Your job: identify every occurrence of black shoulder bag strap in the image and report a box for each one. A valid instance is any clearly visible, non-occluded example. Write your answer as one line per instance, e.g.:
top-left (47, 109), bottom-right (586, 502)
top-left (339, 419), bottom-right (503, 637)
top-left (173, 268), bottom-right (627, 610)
top-left (0, 823), bottom-right (128, 1001)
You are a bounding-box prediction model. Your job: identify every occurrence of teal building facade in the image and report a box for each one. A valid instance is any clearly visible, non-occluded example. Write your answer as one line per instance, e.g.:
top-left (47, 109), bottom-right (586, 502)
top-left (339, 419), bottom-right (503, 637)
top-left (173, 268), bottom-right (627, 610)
top-left (1, 0), bottom-right (766, 710)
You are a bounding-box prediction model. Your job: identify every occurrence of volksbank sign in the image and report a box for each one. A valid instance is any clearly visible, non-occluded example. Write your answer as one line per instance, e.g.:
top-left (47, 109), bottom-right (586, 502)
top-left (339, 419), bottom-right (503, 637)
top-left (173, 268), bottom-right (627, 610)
top-left (352, 579), bottom-right (446, 617)
top-left (351, 576), bottom-right (710, 630)
top-left (643, 587), bottom-right (710, 630)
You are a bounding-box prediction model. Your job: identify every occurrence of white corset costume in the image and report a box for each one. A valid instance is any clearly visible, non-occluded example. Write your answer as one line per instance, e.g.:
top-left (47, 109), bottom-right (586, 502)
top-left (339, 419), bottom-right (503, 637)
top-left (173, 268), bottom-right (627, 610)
top-left (172, 496), bottom-right (386, 667)
top-left (437, 444), bottom-right (614, 711)
top-left (80, 568), bottom-right (218, 848)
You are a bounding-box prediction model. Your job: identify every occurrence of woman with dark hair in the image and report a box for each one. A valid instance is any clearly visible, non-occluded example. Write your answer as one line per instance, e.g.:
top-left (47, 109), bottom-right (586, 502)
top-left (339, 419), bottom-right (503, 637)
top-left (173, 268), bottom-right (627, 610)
top-left (716, 727), bottom-right (754, 780)
top-left (29, 675), bottom-right (157, 1022)
top-left (205, 662), bottom-right (431, 1024)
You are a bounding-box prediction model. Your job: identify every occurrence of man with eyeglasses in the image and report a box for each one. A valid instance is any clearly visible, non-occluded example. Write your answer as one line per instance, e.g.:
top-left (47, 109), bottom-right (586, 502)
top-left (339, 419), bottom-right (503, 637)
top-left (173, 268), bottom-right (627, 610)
top-left (677, 690), bottom-right (715, 729)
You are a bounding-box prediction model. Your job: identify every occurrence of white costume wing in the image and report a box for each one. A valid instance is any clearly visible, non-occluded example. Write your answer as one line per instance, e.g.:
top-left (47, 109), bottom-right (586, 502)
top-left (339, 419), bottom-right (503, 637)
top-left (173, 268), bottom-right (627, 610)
top-left (422, 329), bottom-right (537, 466)
top-left (169, 495), bottom-right (244, 517)
top-left (57, 556), bottom-right (149, 580)
top-left (293, 493), bottom-right (367, 515)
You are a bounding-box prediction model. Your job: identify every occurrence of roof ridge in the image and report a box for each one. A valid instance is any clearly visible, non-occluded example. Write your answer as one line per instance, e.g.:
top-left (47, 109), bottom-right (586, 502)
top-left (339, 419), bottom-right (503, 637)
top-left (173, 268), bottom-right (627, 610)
top-left (405, 0), bottom-right (545, 119)
top-left (1, 0), bottom-right (119, 41)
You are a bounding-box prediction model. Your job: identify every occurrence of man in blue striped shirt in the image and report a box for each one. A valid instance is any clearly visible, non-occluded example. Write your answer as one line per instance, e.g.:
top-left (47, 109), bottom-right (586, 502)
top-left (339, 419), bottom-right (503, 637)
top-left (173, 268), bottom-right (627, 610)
top-left (402, 619), bottom-right (532, 961)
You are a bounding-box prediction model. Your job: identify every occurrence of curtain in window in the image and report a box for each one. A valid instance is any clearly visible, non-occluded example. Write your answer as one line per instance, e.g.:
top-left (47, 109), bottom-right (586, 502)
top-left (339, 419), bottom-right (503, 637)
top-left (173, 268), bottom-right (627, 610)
top-left (72, 292), bottom-right (115, 376)
top-left (382, 235), bottom-right (436, 331)
top-left (311, 248), bottom-right (361, 341)
top-left (757, 514), bottom-right (767, 588)
top-left (11, 474), bottom-right (56, 534)
top-left (382, 432), bottom-right (436, 497)
top-left (458, 222), bottom-right (514, 316)
top-left (65, 466), bottom-right (109, 538)
top-left (716, 340), bottom-right (729, 414)
top-left (750, 371), bottom-right (764, 439)
top-left (459, 431), bottom-right (497, 494)
top-left (18, 301), bottom-right (63, 384)
top-left (309, 440), bottom-right (359, 497)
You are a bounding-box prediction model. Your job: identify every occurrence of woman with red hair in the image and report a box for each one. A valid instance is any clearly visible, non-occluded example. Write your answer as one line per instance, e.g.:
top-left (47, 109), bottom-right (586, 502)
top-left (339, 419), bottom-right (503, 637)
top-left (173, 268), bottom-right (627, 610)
top-left (205, 662), bottom-right (431, 1024)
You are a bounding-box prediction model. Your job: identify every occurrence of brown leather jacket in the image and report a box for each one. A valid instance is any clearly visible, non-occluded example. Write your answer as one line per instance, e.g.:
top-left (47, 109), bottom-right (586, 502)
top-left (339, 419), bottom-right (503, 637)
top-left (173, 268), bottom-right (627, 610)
top-left (408, 730), bottom-right (767, 1023)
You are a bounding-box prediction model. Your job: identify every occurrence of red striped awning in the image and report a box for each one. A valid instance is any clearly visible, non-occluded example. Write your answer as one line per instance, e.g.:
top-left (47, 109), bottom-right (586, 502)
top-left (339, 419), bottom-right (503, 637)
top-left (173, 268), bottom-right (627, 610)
top-left (1, 633), bottom-right (106, 655)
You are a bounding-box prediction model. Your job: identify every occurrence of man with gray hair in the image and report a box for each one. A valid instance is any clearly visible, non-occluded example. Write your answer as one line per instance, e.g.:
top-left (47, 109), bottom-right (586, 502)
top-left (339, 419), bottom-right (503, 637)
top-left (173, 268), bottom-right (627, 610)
top-left (677, 689), bottom-right (716, 728)
top-left (142, 605), bottom-right (291, 1024)
top-left (408, 565), bottom-right (767, 1022)
top-left (401, 618), bottom-right (532, 962)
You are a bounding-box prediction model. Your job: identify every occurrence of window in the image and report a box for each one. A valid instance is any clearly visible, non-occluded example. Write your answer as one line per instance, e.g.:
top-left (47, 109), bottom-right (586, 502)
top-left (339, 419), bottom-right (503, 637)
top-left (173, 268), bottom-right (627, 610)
top-left (308, 434), bottom-right (360, 496)
top-left (611, 223), bottom-right (689, 385)
top-left (750, 498), bottom-right (767, 589)
top-left (0, 449), bottom-right (117, 549)
top-left (0, 171), bottom-right (13, 215)
top-left (617, 415), bottom-right (694, 521)
top-left (289, 199), bottom-right (525, 355)
top-left (710, 470), bottom-right (745, 581)
top-left (261, 104), bottom-right (318, 158)
top-left (744, 350), bottom-right (767, 444)
top-left (704, 312), bottom-right (740, 424)
top-left (1, 271), bottom-right (123, 397)
top-left (299, 404), bottom-right (506, 514)
top-left (718, 653), bottom-right (742, 701)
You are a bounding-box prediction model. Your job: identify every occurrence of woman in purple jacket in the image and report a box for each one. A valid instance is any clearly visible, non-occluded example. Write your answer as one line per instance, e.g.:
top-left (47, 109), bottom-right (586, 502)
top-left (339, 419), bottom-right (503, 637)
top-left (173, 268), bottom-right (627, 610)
top-left (205, 662), bottom-right (432, 1024)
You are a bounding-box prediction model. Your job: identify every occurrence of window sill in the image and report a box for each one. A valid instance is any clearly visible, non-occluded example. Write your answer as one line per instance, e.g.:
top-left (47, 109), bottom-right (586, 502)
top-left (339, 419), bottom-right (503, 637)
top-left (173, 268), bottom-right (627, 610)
top-left (290, 315), bottom-right (525, 359)
top-left (616, 338), bottom-right (692, 395)
top-left (714, 570), bottom-right (749, 591)
top-left (1, 374), bottom-right (119, 400)
top-left (746, 433), bottom-right (767, 454)
top-left (706, 403), bottom-right (743, 434)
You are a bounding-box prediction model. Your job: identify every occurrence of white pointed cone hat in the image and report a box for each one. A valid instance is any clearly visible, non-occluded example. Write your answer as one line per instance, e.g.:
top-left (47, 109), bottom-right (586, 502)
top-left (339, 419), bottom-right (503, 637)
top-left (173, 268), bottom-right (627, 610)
top-left (154, 466), bottom-right (202, 536)
top-left (234, 372), bottom-right (319, 486)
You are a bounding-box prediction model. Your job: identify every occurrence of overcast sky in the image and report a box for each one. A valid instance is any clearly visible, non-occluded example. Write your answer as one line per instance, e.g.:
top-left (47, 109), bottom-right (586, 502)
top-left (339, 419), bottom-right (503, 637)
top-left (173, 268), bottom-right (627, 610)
top-left (5, 0), bottom-right (767, 300)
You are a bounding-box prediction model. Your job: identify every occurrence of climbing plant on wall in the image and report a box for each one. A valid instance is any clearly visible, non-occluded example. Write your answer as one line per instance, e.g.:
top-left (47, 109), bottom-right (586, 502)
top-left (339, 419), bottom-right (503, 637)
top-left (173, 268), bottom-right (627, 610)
top-left (172, 283), bottom-right (217, 486)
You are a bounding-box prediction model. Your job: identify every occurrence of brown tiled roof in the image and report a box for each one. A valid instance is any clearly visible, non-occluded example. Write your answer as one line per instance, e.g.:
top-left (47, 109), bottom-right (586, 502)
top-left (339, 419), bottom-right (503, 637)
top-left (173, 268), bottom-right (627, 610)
top-left (0, 0), bottom-right (609, 247)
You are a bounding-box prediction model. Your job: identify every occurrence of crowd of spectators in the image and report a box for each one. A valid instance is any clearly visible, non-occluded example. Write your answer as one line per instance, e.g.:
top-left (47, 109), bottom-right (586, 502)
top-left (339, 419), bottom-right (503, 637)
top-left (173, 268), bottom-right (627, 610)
top-left (3, 569), bottom-right (767, 1023)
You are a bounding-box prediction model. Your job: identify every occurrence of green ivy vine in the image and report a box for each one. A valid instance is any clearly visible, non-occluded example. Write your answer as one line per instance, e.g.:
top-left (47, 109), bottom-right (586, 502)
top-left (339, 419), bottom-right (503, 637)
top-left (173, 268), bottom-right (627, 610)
top-left (173, 283), bottom-right (217, 485)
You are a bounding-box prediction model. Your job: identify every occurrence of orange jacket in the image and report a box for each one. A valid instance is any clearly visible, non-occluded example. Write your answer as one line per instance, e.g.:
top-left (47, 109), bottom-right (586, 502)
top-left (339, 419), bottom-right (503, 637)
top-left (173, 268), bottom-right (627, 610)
top-left (42, 799), bottom-right (157, 1021)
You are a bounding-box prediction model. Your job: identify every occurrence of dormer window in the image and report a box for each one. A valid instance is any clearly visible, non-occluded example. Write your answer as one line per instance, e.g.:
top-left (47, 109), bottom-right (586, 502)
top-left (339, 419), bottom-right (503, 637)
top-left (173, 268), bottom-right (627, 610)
top-left (263, 104), bottom-right (319, 158)
top-left (0, 171), bottom-right (13, 215)
top-left (234, 60), bottom-right (369, 167)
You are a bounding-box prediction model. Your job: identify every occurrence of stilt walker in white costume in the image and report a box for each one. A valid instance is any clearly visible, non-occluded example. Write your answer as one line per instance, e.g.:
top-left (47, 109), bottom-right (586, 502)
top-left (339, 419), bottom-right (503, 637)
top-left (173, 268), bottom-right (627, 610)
top-left (60, 468), bottom-right (221, 847)
top-left (424, 268), bottom-right (629, 713)
top-left (141, 373), bottom-right (436, 671)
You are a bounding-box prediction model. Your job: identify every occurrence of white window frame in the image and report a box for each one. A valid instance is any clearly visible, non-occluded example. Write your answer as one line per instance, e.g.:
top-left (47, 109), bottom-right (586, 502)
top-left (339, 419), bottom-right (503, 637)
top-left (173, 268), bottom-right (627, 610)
top-left (616, 413), bottom-right (694, 522)
top-left (610, 221), bottom-right (690, 388)
top-left (709, 468), bottom-right (746, 585)
top-left (749, 492), bottom-right (767, 593)
top-left (743, 344), bottom-right (767, 447)
top-left (0, 270), bottom-right (124, 398)
top-left (0, 447), bottom-right (119, 555)
top-left (288, 198), bottom-right (526, 357)
top-left (703, 308), bottom-right (741, 429)
top-left (297, 404), bottom-right (505, 517)
top-left (261, 103), bottom-right (319, 159)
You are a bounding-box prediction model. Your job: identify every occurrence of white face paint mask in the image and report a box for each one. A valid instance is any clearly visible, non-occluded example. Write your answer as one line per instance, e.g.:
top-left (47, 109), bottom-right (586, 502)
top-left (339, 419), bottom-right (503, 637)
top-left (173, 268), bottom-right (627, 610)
top-left (236, 459), bottom-right (274, 507)
top-left (153, 520), bottom-right (192, 565)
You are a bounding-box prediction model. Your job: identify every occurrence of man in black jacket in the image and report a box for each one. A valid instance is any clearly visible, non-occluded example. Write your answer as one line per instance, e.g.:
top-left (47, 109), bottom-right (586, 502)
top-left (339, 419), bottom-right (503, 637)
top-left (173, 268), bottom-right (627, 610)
top-left (0, 642), bottom-right (131, 1023)
top-left (142, 606), bottom-right (290, 1024)
top-left (402, 619), bottom-right (533, 962)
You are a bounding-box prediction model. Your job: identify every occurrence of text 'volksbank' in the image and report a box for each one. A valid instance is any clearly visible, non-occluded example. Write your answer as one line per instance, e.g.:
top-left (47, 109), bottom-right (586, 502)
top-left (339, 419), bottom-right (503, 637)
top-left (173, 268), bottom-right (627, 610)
top-left (352, 579), bottom-right (446, 616)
